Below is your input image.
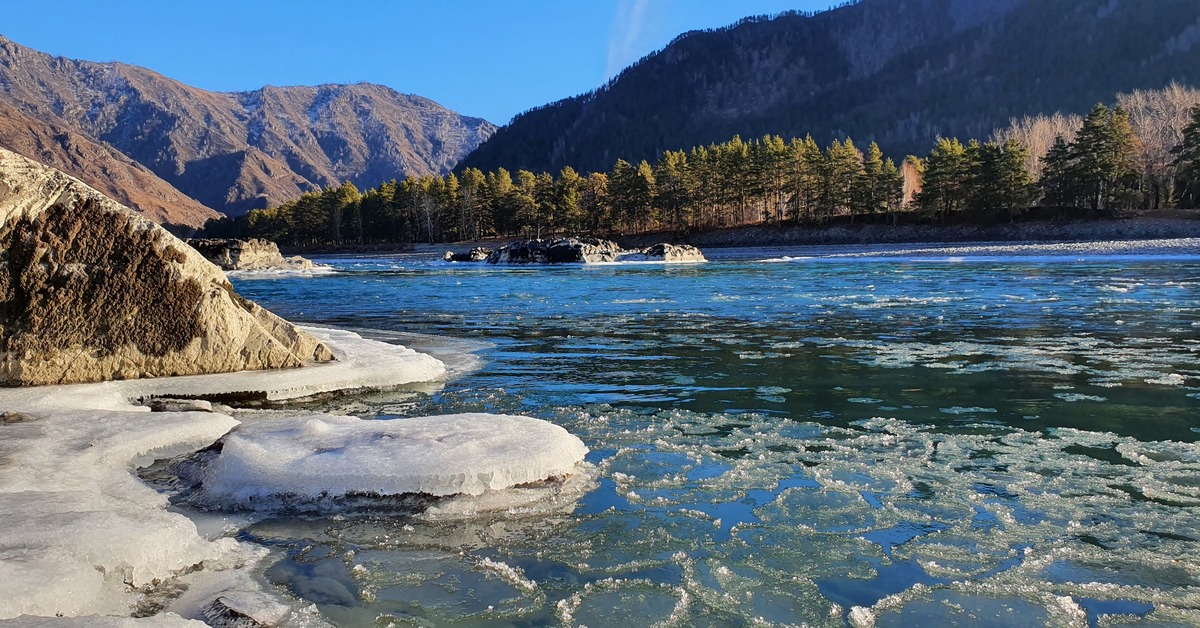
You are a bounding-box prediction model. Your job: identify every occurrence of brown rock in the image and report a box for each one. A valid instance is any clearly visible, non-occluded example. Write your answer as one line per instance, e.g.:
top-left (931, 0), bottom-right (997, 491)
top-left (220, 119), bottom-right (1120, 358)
top-left (0, 147), bottom-right (333, 386)
top-left (188, 238), bottom-right (317, 271)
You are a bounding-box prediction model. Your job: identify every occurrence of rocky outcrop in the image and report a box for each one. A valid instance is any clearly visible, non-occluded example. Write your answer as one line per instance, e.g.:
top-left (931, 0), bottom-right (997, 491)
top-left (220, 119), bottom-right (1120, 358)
top-left (445, 238), bottom-right (706, 264)
top-left (188, 238), bottom-right (319, 271)
top-left (0, 147), bottom-right (334, 386)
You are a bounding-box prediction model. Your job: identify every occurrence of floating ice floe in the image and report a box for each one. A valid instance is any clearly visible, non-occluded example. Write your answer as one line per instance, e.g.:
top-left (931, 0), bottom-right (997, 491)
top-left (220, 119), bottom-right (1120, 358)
top-left (194, 413), bottom-right (590, 511)
top-left (0, 327), bottom-right (588, 622)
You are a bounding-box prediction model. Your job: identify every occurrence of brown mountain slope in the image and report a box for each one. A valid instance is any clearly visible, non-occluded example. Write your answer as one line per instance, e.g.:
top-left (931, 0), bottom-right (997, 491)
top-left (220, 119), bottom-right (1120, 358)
top-left (0, 100), bottom-right (220, 226)
top-left (0, 35), bottom-right (496, 218)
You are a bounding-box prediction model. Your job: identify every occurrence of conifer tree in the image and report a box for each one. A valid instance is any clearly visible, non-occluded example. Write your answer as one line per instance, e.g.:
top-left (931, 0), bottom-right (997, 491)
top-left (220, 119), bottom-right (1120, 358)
top-left (1170, 106), bottom-right (1200, 208)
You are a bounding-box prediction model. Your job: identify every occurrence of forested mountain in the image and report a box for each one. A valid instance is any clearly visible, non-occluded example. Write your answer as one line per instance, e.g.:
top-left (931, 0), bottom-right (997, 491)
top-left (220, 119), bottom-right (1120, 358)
top-left (0, 35), bottom-right (495, 224)
top-left (460, 0), bottom-right (1200, 175)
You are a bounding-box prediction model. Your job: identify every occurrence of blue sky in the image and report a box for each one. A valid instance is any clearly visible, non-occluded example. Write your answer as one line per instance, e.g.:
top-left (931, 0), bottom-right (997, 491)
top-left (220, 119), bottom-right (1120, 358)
top-left (3, 0), bottom-right (839, 125)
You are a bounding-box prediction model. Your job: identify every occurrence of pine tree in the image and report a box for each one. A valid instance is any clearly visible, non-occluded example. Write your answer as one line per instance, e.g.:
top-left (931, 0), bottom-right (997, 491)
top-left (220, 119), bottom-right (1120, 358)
top-left (918, 138), bottom-right (968, 223)
top-left (654, 150), bottom-right (691, 233)
top-left (854, 141), bottom-right (886, 220)
top-left (826, 139), bottom-right (864, 223)
top-left (1040, 135), bottom-right (1076, 212)
top-left (1171, 106), bottom-right (1200, 208)
top-left (1071, 104), bottom-right (1140, 212)
top-left (556, 167), bottom-right (585, 235)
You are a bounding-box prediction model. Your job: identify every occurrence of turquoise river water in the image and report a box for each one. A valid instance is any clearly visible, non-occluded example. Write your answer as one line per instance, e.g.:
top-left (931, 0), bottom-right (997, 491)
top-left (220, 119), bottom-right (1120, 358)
top-left (214, 242), bottom-right (1200, 627)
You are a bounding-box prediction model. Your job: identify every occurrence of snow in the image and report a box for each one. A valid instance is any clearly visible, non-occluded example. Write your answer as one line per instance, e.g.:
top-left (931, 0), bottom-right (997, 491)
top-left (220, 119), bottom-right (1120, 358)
top-left (197, 413), bottom-right (589, 509)
top-left (0, 326), bottom-right (588, 622)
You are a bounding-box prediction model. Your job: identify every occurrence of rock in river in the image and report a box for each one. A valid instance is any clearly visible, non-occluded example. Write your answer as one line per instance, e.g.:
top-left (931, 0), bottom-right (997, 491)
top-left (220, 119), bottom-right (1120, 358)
top-left (444, 238), bottom-right (706, 264)
top-left (188, 237), bottom-right (320, 271)
top-left (0, 147), bottom-right (334, 386)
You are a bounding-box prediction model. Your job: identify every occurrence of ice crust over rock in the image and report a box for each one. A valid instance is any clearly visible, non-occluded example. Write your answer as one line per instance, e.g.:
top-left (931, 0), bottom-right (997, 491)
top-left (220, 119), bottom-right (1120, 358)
top-left (197, 413), bottom-right (589, 509)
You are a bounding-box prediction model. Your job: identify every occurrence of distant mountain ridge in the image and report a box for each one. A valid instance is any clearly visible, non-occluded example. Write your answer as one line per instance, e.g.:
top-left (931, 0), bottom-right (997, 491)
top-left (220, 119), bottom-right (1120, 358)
top-left (459, 0), bottom-right (1200, 175)
top-left (0, 35), bottom-right (496, 225)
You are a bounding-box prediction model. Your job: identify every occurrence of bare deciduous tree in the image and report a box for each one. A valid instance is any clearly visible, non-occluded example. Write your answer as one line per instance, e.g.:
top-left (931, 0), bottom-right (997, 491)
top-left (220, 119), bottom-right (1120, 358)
top-left (1116, 82), bottom-right (1200, 208)
top-left (991, 113), bottom-right (1083, 181)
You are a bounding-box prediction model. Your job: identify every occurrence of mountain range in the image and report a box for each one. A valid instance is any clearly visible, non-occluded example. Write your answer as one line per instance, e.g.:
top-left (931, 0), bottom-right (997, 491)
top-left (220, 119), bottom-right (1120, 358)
top-left (0, 35), bottom-right (495, 226)
top-left (459, 0), bottom-right (1200, 175)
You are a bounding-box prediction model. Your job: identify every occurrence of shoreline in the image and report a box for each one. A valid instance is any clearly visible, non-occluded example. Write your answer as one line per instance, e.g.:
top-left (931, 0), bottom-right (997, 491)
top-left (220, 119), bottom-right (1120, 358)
top-left (281, 215), bottom-right (1200, 256)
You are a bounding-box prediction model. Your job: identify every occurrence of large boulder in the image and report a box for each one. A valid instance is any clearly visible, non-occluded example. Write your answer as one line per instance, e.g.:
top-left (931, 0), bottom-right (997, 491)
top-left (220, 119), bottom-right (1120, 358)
top-left (187, 238), bottom-right (318, 271)
top-left (0, 147), bottom-right (334, 386)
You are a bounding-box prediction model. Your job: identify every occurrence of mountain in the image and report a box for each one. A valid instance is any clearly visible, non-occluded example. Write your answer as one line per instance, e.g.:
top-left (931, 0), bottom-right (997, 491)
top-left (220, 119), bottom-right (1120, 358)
top-left (459, 0), bottom-right (1200, 175)
top-left (0, 35), bottom-right (496, 224)
top-left (0, 99), bottom-right (221, 226)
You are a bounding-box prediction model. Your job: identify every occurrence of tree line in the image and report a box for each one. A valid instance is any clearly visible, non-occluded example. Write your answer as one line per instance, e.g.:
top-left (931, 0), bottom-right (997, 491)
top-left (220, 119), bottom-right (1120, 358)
top-left (199, 87), bottom-right (1200, 246)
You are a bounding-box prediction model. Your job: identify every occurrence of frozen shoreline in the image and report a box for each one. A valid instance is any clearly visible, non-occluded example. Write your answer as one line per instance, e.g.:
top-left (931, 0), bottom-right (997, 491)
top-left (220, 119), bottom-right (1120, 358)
top-left (0, 328), bottom-right (586, 623)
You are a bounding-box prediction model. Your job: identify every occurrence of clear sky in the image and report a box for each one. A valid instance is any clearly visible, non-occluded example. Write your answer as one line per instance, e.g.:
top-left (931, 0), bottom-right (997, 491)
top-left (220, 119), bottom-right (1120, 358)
top-left (3, 0), bottom-right (839, 125)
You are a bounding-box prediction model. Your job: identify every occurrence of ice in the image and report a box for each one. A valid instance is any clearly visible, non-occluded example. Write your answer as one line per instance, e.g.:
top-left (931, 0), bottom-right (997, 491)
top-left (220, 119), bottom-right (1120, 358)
top-left (225, 266), bottom-right (336, 279)
top-left (195, 413), bottom-right (590, 509)
top-left (0, 327), bottom-right (446, 414)
top-left (0, 327), bottom-right (547, 621)
top-left (0, 403), bottom-right (249, 619)
top-left (0, 616), bottom-right (206, 626)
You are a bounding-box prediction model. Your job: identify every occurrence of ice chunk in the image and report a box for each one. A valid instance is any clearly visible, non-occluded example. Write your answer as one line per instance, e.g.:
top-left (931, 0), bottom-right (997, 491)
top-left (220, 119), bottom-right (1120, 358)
top-left (196, 414), bottom-right (590, 509)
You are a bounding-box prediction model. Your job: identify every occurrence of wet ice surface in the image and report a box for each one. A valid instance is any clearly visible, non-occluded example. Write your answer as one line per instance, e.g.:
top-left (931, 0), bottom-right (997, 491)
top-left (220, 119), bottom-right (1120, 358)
top-left (224, 241), bottom-right (1200, 626)
top-left (193, 413), bottom-right (589, 509)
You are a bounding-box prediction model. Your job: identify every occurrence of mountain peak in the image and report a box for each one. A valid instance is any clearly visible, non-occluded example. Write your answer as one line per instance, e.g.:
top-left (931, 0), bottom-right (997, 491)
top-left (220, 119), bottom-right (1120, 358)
top-left (0, 37), bottom-right (496, 220)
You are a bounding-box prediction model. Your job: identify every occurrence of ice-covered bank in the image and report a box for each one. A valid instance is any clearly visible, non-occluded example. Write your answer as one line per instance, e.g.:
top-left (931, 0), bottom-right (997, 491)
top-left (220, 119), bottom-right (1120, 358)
top-left (0, 328), bottom-right (588, 623)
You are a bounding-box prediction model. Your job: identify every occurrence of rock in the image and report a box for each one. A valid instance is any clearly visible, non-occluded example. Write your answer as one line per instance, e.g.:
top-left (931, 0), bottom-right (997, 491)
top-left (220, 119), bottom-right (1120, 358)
top-left (0, 410), bottom-right (35, 423)
top-left (484, 238), bottom-right (622, 264)
top-left (442, 246), bottom-right (492, 262)
top-left (187, 238), bottom-right (319, 271)
top-left (147, 398), bottom-right (214, 413)
top-left (0, 147), bottom-right (335, 386)
top-left (200, 591), bottom-right (291, 628)
top-left (633, 243), bottom-right (708, 262)
top-left (480, 238), bottom-right (705, 264)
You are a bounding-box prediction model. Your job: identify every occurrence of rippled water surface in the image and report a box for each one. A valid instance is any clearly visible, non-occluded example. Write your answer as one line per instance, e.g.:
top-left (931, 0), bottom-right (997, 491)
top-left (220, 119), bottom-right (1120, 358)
top-left (227, 244), bottom-right (1200, 626)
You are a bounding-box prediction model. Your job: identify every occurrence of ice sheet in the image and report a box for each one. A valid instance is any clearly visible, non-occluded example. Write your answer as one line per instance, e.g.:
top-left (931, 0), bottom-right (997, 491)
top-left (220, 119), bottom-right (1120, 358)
top-left (196, 413), bottom-right (590, 509)
top-left (0, 327), bottom-right (447, 412)
top-left (0, 327), bottom-right (461, 620)
top-left (0, 407), bottom-right (246, 619)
